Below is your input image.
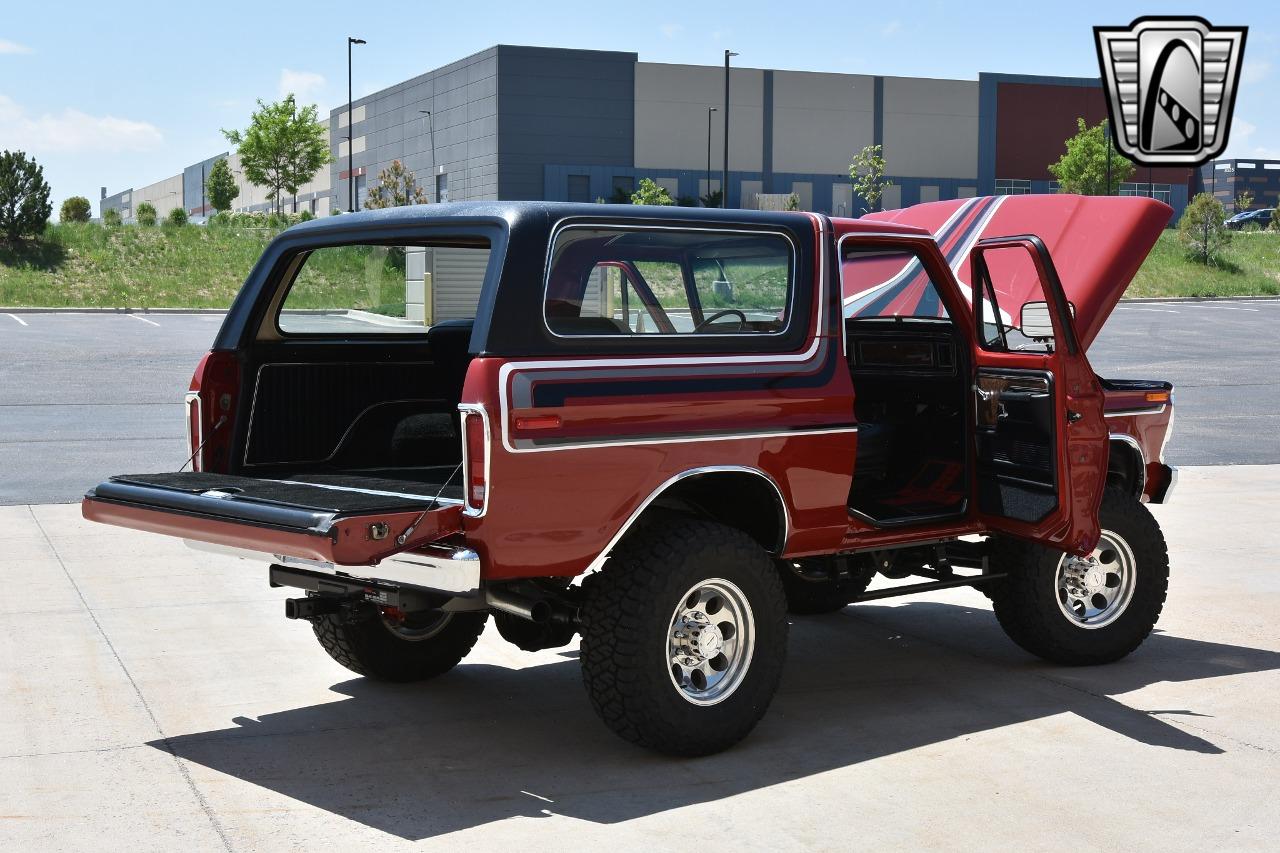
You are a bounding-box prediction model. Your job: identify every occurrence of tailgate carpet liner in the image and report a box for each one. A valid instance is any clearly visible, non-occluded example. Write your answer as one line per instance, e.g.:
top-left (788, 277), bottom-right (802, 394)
top-left (110, 468), bottom-right (462, 514)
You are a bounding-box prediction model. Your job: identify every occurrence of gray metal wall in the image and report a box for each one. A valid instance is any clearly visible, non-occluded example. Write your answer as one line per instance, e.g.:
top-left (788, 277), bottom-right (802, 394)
top-left (495, 46), bottom-right (636, 200)
top-left (332, 47), bottom-right (499, 208)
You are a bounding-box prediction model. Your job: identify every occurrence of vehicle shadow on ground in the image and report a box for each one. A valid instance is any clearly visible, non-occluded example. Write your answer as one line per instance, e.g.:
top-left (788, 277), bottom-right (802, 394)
top-left (153, 602), bottom-right (1280, 840)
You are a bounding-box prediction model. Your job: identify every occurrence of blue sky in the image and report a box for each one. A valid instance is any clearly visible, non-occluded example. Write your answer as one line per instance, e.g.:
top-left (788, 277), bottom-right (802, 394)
top-left (2, 1), bottom-right (1276, 206)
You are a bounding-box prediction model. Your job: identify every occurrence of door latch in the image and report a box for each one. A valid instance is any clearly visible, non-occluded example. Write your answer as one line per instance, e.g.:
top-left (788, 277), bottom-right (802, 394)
top-left (1066, 409), bottom-right (1083, 423)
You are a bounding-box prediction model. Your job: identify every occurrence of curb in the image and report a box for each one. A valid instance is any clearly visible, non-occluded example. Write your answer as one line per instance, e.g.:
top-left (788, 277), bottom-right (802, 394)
top-left (1120, 295), bottom-right (1280, 304)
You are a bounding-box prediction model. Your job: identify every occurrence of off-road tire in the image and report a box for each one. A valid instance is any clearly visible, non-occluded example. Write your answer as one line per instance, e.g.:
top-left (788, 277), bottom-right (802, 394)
top-left (988, 487), bottom-right (1168, 665)
top-left (311, 608), bottom-right (487, 682)
top-left (580, 517), bottom-right (789, 756)
top-left (780, 556), bottom-right (877, 614)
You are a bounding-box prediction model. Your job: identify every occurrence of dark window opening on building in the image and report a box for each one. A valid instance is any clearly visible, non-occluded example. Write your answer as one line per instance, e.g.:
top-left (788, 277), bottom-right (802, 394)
top-left (436, 172), bottom-right (449, 203)
top-left (568, 174), bottom-right (591, 203)
top-left (611, 175), bottom-right (634, 201)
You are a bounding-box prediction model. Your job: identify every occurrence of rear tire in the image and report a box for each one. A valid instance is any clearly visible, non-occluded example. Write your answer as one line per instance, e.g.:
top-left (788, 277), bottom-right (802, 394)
top-left (311, 606), bottom-right (487, 682)
top-left (988, 488), bottom-right (1168, 665)
top-left (780, 555), bottom-right (876, 614)
top-left (580, 517), bottom-right (788, 756)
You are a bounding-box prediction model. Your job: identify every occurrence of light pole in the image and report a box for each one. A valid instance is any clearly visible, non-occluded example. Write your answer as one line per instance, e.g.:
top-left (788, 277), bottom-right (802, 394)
top-left (420, 110), bottom-right (436, 201)
top-left (722, 50), bottom-right (737, 208)
top-left (347, 36), bottom-right (366, 212)
top-left (706, 106), bottom-right (717, 205)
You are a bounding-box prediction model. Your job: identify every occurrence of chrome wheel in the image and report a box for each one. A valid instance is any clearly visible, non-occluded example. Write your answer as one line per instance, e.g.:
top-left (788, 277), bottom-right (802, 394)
top-left (667, 578), bottom-right (755, 706)
top-left (380, 607), bottom-right (452, 641)
top-left (1056, 530), bottom-right (1137, 629)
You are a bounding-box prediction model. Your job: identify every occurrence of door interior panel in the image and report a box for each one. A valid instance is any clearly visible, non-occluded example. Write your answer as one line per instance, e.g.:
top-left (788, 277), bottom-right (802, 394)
top-left (975, 369), bottom-right (1057, 522)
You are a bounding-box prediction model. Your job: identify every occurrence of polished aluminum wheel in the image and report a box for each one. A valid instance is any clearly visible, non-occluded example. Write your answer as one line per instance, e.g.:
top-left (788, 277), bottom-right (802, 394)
top-left (1056, 530), bottom-right (1137, 629)
top-left (380, 608), bottom-right (453, 641)
top-left (667, 578), bottom-right (755, 705)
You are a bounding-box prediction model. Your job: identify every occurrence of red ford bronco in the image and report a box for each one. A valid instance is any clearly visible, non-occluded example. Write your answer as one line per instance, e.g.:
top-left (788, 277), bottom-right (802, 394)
top-left (84, 195), bottom-right (1176, 755)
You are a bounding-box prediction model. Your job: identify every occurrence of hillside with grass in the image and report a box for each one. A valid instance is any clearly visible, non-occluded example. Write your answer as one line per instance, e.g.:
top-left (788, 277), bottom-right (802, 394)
top-left (1, 221), bottom-right (1276, 309)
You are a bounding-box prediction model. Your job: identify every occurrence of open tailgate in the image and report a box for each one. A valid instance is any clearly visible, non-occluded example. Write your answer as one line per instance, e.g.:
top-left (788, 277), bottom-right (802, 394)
top-left (82, 472), bottom-right (462, 566)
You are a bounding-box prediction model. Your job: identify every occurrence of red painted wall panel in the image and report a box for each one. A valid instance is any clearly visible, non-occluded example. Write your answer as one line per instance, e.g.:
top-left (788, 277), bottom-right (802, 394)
top-left (995, 83), bottom-right (1192, 187)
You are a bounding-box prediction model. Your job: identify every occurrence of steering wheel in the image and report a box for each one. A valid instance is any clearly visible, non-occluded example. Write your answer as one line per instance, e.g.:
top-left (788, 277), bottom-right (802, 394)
top-left (694, 309), bottom-right (747, 333)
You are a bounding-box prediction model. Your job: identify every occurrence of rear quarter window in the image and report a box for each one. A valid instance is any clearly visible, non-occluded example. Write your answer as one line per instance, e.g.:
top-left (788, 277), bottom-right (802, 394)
top-left (544, 226), bottom-right (794, 339)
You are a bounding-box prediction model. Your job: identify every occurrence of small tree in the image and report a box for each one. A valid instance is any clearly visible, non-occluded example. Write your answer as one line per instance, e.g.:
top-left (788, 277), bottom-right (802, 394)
top-left (1178, 192), bottom-right (1231, 265)
top-left (631, 177), bottom-right (674, 206)
top-left (363, 160), bottom-right (428, 209)
top-left (1048, 118), bottom-right (1134, 195)
top-left (59, 196), bottom-right (91, 223)
top-left (103, 208), bottom-right (122, 227)
top-left (784, 193), bottom-right (800, 211)
top-left (700, 188), bottom-right (723, 208)
top-left (849, 144), bottom-right (892, 213)
top-left (206, 158), bottom-right (239, 213)
top-left (165, 206), bottom-right (188, 226)
top-left (0, 149), bottom-right (53, 243)
top-left (222, 94), bottom-right (332, 215)
top-left (1235, 189), bottom-right (1255, 213)
top-left (136, 202), bottom-right (157, 226)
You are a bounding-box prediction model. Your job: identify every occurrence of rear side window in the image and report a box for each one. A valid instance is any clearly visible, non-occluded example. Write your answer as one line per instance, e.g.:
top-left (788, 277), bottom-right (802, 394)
top-left (545, 226), bottom-right (794, 337)
top-left (277, 240), bottom-right (491, 335)
top-left (841, 245), bottom-right (951, 320)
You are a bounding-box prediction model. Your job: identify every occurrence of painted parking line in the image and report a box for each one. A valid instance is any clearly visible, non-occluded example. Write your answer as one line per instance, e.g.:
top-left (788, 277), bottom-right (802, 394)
top-left (5, 313), bottom-right (28, 326)
top-left (128, 314), bottom-right (161, 327)
top-left (1116, 307), bottom-right (1179, 313)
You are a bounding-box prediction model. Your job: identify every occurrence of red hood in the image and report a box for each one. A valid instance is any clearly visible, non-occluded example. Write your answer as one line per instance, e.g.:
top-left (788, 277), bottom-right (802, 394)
top-left (861, 194), bottom-right (1171, 349)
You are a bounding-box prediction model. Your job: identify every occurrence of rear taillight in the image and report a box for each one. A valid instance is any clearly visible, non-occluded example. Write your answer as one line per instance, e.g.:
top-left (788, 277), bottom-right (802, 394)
top-left (459, 405), bottom-right (490, 516)
top-left (187, 351), bottom-right (239, 472)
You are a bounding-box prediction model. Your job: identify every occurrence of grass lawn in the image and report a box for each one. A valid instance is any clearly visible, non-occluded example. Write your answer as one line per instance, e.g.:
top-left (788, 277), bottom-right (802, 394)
top-left (1126, 230), bottom-right (1280, 298)
top-left (1, 221), bottom-right (1277, 308)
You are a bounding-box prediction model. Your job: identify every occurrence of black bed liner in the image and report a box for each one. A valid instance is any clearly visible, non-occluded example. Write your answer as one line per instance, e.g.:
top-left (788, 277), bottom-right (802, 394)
top-left (89, 467), bottom-right (462, 532)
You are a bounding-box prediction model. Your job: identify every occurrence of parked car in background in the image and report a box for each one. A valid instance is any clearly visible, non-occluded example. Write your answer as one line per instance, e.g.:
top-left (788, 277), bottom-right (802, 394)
top-left (1225, 208), bottom-right (1274, 230)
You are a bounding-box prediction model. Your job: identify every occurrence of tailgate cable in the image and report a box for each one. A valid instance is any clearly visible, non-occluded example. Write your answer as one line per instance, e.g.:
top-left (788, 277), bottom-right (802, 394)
top-left (178, 415), bottom-right (227, 472)
top-left (396, 462), bottom-right (462, 546)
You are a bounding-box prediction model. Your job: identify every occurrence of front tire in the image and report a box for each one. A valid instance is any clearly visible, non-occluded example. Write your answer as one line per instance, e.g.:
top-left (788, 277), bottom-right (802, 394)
top-left (580, 517), bottom-right (788, 756)
top-left (989, 488), bottom-right (1169, 665)
top-left (311, 606), bottom-right (488, 682)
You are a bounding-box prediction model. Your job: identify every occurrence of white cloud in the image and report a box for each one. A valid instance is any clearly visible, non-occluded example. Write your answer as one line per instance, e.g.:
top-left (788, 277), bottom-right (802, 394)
top-left (661, 23), bottom-right (684, 39)
top-left (1242, 59), bottom-right (1272, 85)
top-left (881, 20), bottom-right (902, 37)
top-left (279, 69), bottom-right (326, 105)
top-left (0, 94), bottom-right (162, 154)
top-left (0, 39), bottom-right (32, 55)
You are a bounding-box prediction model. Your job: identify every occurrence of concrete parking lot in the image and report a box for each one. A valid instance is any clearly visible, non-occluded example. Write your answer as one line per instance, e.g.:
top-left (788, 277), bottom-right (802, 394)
top-left (1, 465), bottom-right (1277, 851)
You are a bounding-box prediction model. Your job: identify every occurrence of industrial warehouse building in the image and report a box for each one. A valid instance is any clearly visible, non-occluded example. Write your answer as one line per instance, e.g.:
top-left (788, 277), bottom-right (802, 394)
top-left (103, 44), bottom-right (1266, 225)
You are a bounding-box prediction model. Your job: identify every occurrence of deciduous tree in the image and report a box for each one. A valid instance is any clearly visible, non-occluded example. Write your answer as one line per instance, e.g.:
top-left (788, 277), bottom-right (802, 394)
top-left (59, 195), bottom-right (91, 223)
top-left (136, 202), bottom-right (157, 227)
top-left (1048, 118), bottom-right (1134, 195)
top-left (631, 177), bottom-right (674, 206)
top-left (363, 160), bottom-right (428, 209)
top-left (223, 95), bottom-right (331, 215)
top-left (848, 144), bottom-right (892, 213)
top-left (206, 157), bottom-right (240, 213)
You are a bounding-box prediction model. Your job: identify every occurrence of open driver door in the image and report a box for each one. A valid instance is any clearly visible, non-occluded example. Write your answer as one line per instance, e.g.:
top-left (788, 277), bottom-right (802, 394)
top-left (968, 235), bottom-right (1108, 556)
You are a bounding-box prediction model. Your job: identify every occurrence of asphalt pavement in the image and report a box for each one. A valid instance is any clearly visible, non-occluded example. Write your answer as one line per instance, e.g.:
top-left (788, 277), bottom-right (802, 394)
top-left (0, 300), bottom-right (1277, 505)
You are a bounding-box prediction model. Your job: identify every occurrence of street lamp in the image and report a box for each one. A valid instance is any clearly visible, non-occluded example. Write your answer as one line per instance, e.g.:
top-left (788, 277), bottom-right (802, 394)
top-left (706, 107), bottom-right (717, 205)
top-left (722, 50), bottom-right (738, 208)
top-left (419, 110), bottom-right (436, 201)
top-left (347, 36), bottom-right (366, 212)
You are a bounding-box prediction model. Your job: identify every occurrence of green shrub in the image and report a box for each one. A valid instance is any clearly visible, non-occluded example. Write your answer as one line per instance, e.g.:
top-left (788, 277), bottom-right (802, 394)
top-left (330, 207), bottom-right (342, 215)
top-left (102, 208), bottom-right (122, 227)
top-left (1177, 193), bottom-right (1231, 265)
top-left (59, 196), bottom-right (92, 223)
top-left (165, 207), bottom-right (189, 227)
top-left (299, 209), bottom-right (315, 221)
top-left (135, 202), bottom-right (157, 226)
